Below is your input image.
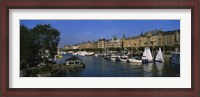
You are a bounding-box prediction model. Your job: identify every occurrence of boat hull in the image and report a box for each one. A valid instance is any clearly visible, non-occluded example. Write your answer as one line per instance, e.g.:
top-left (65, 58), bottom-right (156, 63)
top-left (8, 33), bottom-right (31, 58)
top-left (170, 53), bottom-right (180, 65)
top-left (110, 57), bottom-right (116, 61)
top-left (155, 60), bottom-right (164, 63)
top-left (119, 58), bottom-right (128, 62)
top-left (142, 59), bottom-right (153, 64)
top-left (128, 58), bottom-right (142, 63)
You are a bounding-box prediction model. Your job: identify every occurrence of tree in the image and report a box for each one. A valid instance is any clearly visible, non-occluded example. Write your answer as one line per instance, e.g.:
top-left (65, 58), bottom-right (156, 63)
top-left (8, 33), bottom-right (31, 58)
top-left (20, 24), bottom-right (60, 69)
top-left (20, 25), bottom-right (34, 69)
top-left (31, 24), bottom-right (60, 62)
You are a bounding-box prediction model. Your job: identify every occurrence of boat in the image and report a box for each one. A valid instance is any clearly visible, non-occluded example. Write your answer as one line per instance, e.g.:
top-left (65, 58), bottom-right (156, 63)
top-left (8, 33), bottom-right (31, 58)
top-left (155, 48), bottom-right (164, 62)
top-left (85, 52), bottom-right (94, 56)
top-left (128, 56), bottom-right (142, 63)
top-left (72, 52), bottom-right (78, 55)
top-left (129, 62), bottom-right (142, 65)
top-left (142, 47), bottom-right (153, 64)
top-left (54, 54), bottom-right (62, 58)
top-left (98, 54), bottom-right (105, 57)
top-left (104, 54), bottom-right (111, 60)
top-left (94, 54), bottom-right (98, 57)
top-left (119, 55), bottom-right (129, 62)
top-left (170, 52), bottom-right (180, 65)
top-left (77, 51), bottom-right (87, 56)
top-left (110, 54), bottom-right (118, 61)
top-left (60, 51), bottom-right (66, 54)
top-left (56, 54), bottom-right (62, 58)
top-left (65, 56), bottom-right (85, 68)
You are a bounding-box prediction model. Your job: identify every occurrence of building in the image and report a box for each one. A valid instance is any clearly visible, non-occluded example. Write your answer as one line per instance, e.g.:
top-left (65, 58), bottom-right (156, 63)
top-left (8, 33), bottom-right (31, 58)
top-left (124, 36), bottom-right (139, 48)
top-left (78, 41), bottom-right (98, 49)
top-left (105, 36), bottom-right (121, 48)
top-left (98, 38), bottom-right (106, 48)
top-left (65, 56), bottom-right (85, 68)
top-left (64, 29), bottom-right (180, 51)
top-left (63, 45), bottom-right (73, 50)
top-left (123, 30), bottom-right (180, 48)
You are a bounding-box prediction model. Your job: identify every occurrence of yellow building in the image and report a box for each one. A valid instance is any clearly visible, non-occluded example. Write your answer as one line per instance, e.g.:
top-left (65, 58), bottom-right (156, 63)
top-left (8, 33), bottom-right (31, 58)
top-left (78, 42), bottom-right (98, 49)
top-left (97, 38), bottom-right (105, 48)
top-left (124, 36), bottom-right (139, 48)
top-left (66, 30), bottom-right (180, 50)
top-left (123, 30), bottom-right (180, 48)
top-left (105, 38), bottom-right (121, 48)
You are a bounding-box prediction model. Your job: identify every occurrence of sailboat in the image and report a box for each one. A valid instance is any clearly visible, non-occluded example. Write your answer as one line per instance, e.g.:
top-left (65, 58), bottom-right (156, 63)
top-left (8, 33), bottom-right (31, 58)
top-left (142, 47), bottom-right (153, 64)
top-left (155, 48), bottom-right (164, 62)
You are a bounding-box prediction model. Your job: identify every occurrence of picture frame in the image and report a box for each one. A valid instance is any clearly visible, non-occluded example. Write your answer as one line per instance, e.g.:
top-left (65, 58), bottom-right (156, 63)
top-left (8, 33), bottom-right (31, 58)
top-left (0, 0), bottom-right (199, 97)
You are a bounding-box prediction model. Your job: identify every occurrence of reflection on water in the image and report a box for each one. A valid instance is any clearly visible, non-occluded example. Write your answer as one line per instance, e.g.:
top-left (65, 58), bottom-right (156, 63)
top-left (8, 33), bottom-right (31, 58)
top-left (55, 54), bottom-right (180, 77)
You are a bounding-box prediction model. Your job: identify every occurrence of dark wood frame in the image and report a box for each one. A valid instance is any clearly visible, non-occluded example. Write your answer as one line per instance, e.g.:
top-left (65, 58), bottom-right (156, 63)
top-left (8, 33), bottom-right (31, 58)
top-left (0, 0), bottom-right (199, 97)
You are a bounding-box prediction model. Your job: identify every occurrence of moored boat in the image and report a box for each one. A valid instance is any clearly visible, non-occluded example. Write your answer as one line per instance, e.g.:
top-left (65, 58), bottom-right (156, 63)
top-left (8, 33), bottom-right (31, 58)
top-left (77, 51), bottom-right (87, 56)
top-left (119, 55), bottom-right (129, 62)
top-left (72, 52), bottom-right (78, 55)
top-left (110, 54), bottom-right (118, 61)
top-left (170, 52), bottom-right (180, 65)
top-left (128, 56), bottom-right (142, 63)
top-left (85, 52), bottom-right (94, 56)
top-left (142, 47), bottom-right (153, 64)
top-left (55, 54), bottom-right (62, 58)
top-left (155, 48), bottom-right (164, 63)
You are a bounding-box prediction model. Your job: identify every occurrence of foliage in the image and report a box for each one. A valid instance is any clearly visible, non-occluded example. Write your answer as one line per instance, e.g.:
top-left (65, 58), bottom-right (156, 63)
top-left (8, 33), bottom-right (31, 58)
top-left (20, 25), bottom-right (35, 69)
top-left (20, 24), bottom-right (60, 70)
top-left (38, 66), bottom-right (52, 74)
top-left (31, 24), bottom-right (60, 61)
top-left (138, 47), bottom-right (145, 51)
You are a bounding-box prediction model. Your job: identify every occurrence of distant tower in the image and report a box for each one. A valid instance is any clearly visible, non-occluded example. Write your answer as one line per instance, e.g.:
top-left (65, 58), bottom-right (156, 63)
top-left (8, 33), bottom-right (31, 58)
top-left (122, 33), bottom-right (126, 48)
top-left (122, 33), bottom-right (126, 39)
top-left (140, 31), bottom-right (143, 36)
top-left (160, 28), bottom-right (162, 31)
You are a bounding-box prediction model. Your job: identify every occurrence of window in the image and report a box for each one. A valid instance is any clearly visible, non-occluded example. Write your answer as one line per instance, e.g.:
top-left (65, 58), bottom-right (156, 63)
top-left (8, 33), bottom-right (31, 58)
top-left (75, 61), bottom-right (80, 64)
top-left (68, 62), bottom-right (74, 64)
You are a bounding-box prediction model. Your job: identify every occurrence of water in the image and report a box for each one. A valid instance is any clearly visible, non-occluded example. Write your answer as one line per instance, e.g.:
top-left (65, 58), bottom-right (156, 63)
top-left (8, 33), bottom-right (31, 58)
top-left (54, 54), bottom-right (180, 77)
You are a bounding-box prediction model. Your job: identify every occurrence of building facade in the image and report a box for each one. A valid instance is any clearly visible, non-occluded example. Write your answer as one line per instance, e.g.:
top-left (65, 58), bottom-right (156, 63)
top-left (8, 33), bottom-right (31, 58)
top-left (64, 30), bottom-right (180, 50)
top-left (97, 38), bottom-right (106, 48)
top-left (123, 30), bottom-right (180, 48)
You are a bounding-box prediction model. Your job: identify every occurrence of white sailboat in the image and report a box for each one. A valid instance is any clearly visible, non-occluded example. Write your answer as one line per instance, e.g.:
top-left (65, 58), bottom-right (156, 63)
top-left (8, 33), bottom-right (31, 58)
top-left (142, 47), bottom-right (153, 64)
top-left (155, 48), bottom-right (164, 62)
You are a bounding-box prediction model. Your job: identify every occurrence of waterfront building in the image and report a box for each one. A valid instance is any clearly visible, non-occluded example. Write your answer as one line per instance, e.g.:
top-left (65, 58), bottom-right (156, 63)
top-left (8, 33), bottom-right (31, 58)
top-left (63, 29), bottom-right (180, 51)
top-left (78, 41), bottom-right (98, 49)
top-left (98, 38), bottom-right (106, 48)
top-left (72, 45), bottom-right (78, 49)
top-left (124, 36), bottom-right (139, 48)
top-left (123, 30), bottom-right (180, 48)
top-left (63, 45), bottom-right (73, 50)
top-left (105, 36), bottom-right (121, 48)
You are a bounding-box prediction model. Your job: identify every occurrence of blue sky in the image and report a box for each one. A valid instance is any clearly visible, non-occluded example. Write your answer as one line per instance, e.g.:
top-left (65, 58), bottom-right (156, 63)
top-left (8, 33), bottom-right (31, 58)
top-left (20, 20), bottom-right (180, 47)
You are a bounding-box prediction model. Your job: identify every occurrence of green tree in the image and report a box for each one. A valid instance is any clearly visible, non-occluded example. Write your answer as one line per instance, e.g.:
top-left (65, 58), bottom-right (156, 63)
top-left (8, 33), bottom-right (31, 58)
top-left (20, 25), bottom-right (34, 69)
top-left (31, 24), bottom-right (60, 62)
top-left (20, 24), bottom-right (60, 70)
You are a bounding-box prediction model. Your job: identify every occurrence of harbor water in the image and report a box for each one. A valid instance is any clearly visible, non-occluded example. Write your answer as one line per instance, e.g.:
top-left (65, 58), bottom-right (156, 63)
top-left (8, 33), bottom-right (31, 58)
top-left (54, 54), bottom-right (180, 77)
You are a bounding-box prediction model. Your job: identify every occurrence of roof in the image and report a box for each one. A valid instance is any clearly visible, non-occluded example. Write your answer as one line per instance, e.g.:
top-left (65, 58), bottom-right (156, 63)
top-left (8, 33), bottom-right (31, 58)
top-left (98, 38), bottom-right (106, 41)
top-left (126, 36), bottom-right (139, 40)
top-left (143, 30), bottom-right (161, 36)
top-left (163, 30), bottom-right (180, 35)
top-left (65, 56), bottom-right (81, 61)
